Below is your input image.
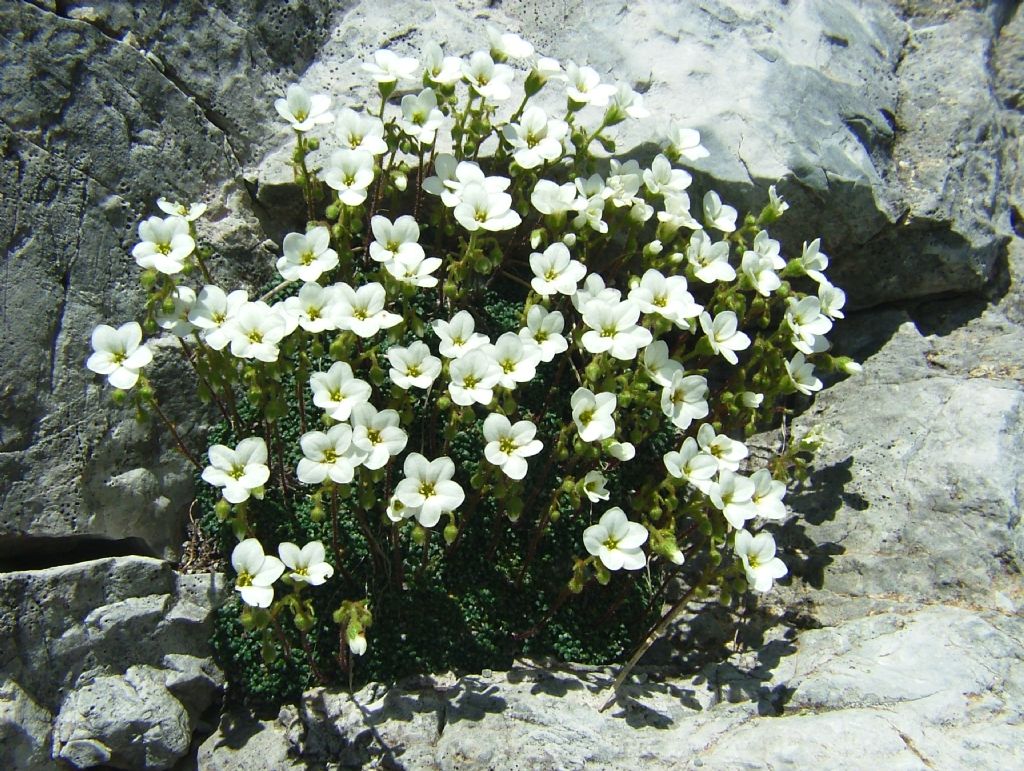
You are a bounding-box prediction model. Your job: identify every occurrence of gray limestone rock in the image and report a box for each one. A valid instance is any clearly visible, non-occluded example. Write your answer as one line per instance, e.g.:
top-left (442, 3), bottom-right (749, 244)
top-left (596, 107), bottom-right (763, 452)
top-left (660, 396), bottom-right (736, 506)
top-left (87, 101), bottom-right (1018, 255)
top-left (52, 666), bottom-right (191, 770)
top-left (0, 557), bottom-right (226, 769)
top-left (196, 607), bottom-right (1023, 770)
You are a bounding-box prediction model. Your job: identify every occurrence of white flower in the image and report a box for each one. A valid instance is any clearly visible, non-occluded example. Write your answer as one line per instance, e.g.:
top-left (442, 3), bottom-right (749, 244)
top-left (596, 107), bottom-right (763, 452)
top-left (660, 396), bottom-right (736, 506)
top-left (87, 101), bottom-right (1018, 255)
top-left (643, 154), bottom-right (692, 196)
top-left (503, 107), bottom-right (568, 169)
top-left (565, 62), bottom-right (617, 106)
top-left (310, 362), bottom-right (372, 421)
top-left (189, 286), bottom-right (248, 350)
top-left (582, 470), bottom-right (610, 502)
top-left (448, 350), bottom-right (502, 406)
top-left (484, 333), bottom-right (542, 390)
top-left (322, 150), bottom-right (375, 206)
top-left (696, 423), bottom-right (749, 472)
top-left (156, 197), bottom-right (207, 221)
top-left (608, 440), bottom-right (636, 461)
top-left (348, 631), bottom-right (368, 656)
top-left (785, 352), bottom-right (823, 396)
top-left (735, 529), bottom-right (788, 592)
top-left (661, 370), bottom-right (709, 430)
top-left (799, 238), bottom-right (829, 284)
top-left (531, 56), bottom-right (566, 84)
top-left (519, 305), bottom-right (568, 363)
top-left (132, 215), bottom-right (194, 274)
top-left (297, 424), bottom-right (360, 485)
top-left (571, 387), bottom-right (616, 443)
top-left (278, 541), bottom-right (334, 586)
top-left (423, 42), bottom-right (463, 85)
top-left (482, 413), bottom-right (543, 480)
top-left (663, 437), bottom-right (718, 493)
top-left (580, 299), bottom-right (653, 360)
top-left (529, 242), bottom-right (586, 298)
top-left (277, 226), bottom-right (338, 283)
top-left (231, 539), bottom-right (285, 608)
top-left (686, 230), bottom-right (735, 284)
top-left (387, 341), bottom-right (442, 390)
top-left (664, 122), bottom-right (709, 162)
top-left (657, 193), bottom-right (701, 233)
top-left (462, 51), bottom-right (514, 101)
top-left (334, 108), bottom-right (388, 155)
top-left (628, 269), bottom-right (702, 326)
top-left (432, 311), bottom-right (489, 359)
top-left (423, 154), bottom-right (458, 199)
top-left (818, 281), bottom-right (846, 320)
top-left (439, 161), bottom-right (511, 208)
top-left (400, 88), bottom-right (445, 145)
top-left (572, 273), bottom-right (621, 312)
top-left (785, 296), bottom-right (833, 355)
top-left (350, 403), bottom-right (407, 470)
top-left (225, 302), bottom-right (287, 362)
top-left (740, 251), bottom-right (781, 297)
top-left (642, 340), bottom-right (684, 387)
top-left (752, 230), bottom-right (785, 270)
top-left (274, 84), bottom-right (332, 132)
top-left (395, 453), bottom-right (465, 528)
top-left (369, 215), bottom-right (423, 266)
top-left (385, 251), bottom-right (443, 288)
top-left (156, 285), bottom-right (196, 337)
top-left (386, 494), bottom-right (417, 524)
top-left (607, 83), bottom-right (650, 120)
top-left (87, 322), bottom-right (153, 390)
top-left (486, 26), bottom-right (534, 59)
top-left (202, 437), bottom-right (270, 504)
top-left (702, 191), bottom-right (737, 233)
top-left (605, 159), bottom-right (643, 208)
top-left (699, 311), bottom-right (750, 365)
top-left (531, 179), bottom-right (579, 215)
top-left (767, 185), bottom-right (789, 217)
top-left (453, 182), bottom-right (521, 232)
top-left (750, 469), bottom-right (787, 521)
top-left (583, 507), bottom-right (648, 571)
top-left (741, 391), bottom-right (764, 409)
top-left (281, 282), bottom-right (339, 334)
top-left (362, 49), bottom-right (419, 83)
top-left (332, 282), bottom-right (401, 338)
top-left (709, 469), bottom-right (759, 530)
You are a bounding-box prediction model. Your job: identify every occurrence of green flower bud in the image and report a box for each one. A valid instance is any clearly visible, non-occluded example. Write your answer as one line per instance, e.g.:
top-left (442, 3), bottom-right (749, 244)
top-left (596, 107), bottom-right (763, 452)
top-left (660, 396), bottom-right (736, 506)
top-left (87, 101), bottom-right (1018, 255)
top-left (310, 504), bottom-right (325, 523)
top-left (137, 384), bottom-right (154, 402)
top-left (214, 499), bottom-right (232, 520)
top-left (110, 389), bottom-right (128, 406)
top-left (306, 137), bottom-right (320, 151)
top-left (294, 612), bottom-right (314, 633)
top-left (161, 297), bottom-right (176, 314)
top-left (325, 203), bottom-right (340, 221)
top-left (139, 269), bottom-right (158, 289)
top-left (443, 523), bottom-right (458, 545)
top-left (411, 525), bottom-right (427, 546)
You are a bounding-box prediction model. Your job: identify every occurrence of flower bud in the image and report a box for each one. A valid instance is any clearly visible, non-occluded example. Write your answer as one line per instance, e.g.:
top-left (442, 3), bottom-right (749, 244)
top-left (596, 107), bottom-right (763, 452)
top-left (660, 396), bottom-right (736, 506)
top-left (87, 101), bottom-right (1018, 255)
top-left (741, 391), bottom-right (764, 409)
top-left (443, 522), bottom-right (458, 545)
top-left (393, 172), bottom-right (408, 192)
top-left (137, 384), bottom-right (154, 402)
top-left (310, 503), bottom-right (325, 523)
top-left (561, 232), bottom-right (577, 247)
top-left (214, 499), bottom-right (232, 520)
top-left (140, 269), bottom-right (158, 289)
top-left (530, 228), bottom-right (545, 249)
top-left (325, 203), bottom-right (340, 221)
top-left (411, 525), bottom-right (427, 546)
top-left (294, 612), bottom-right (314, 633)
top-left (306, 137), bottom-right (320, 151)
top-left (644, 240), bottom-right (663, 258)
top-left (110, 389), bottom-right (128, 406)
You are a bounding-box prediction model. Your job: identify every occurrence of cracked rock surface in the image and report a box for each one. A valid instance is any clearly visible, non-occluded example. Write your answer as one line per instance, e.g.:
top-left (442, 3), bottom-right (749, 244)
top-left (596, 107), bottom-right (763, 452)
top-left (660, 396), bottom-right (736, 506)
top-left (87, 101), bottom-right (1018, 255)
top-left (1, 0), bottom-right (1023, 768)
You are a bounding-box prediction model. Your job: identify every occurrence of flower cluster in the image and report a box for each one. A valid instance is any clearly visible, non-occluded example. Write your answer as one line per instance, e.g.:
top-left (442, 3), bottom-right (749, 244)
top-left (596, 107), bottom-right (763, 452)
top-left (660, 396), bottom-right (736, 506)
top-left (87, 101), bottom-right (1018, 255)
top-left (87, 28), bottom-right (857, 686)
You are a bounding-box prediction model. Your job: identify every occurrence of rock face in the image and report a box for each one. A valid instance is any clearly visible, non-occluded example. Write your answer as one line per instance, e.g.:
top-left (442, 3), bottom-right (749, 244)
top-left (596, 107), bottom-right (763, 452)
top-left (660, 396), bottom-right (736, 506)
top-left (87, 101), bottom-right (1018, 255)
top-left (198, 603), bottom-right (1024, 769)
top-left (0, 558), bottom-right (225, 770)
top-left (1, 0), bottom-right (1023, 768)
